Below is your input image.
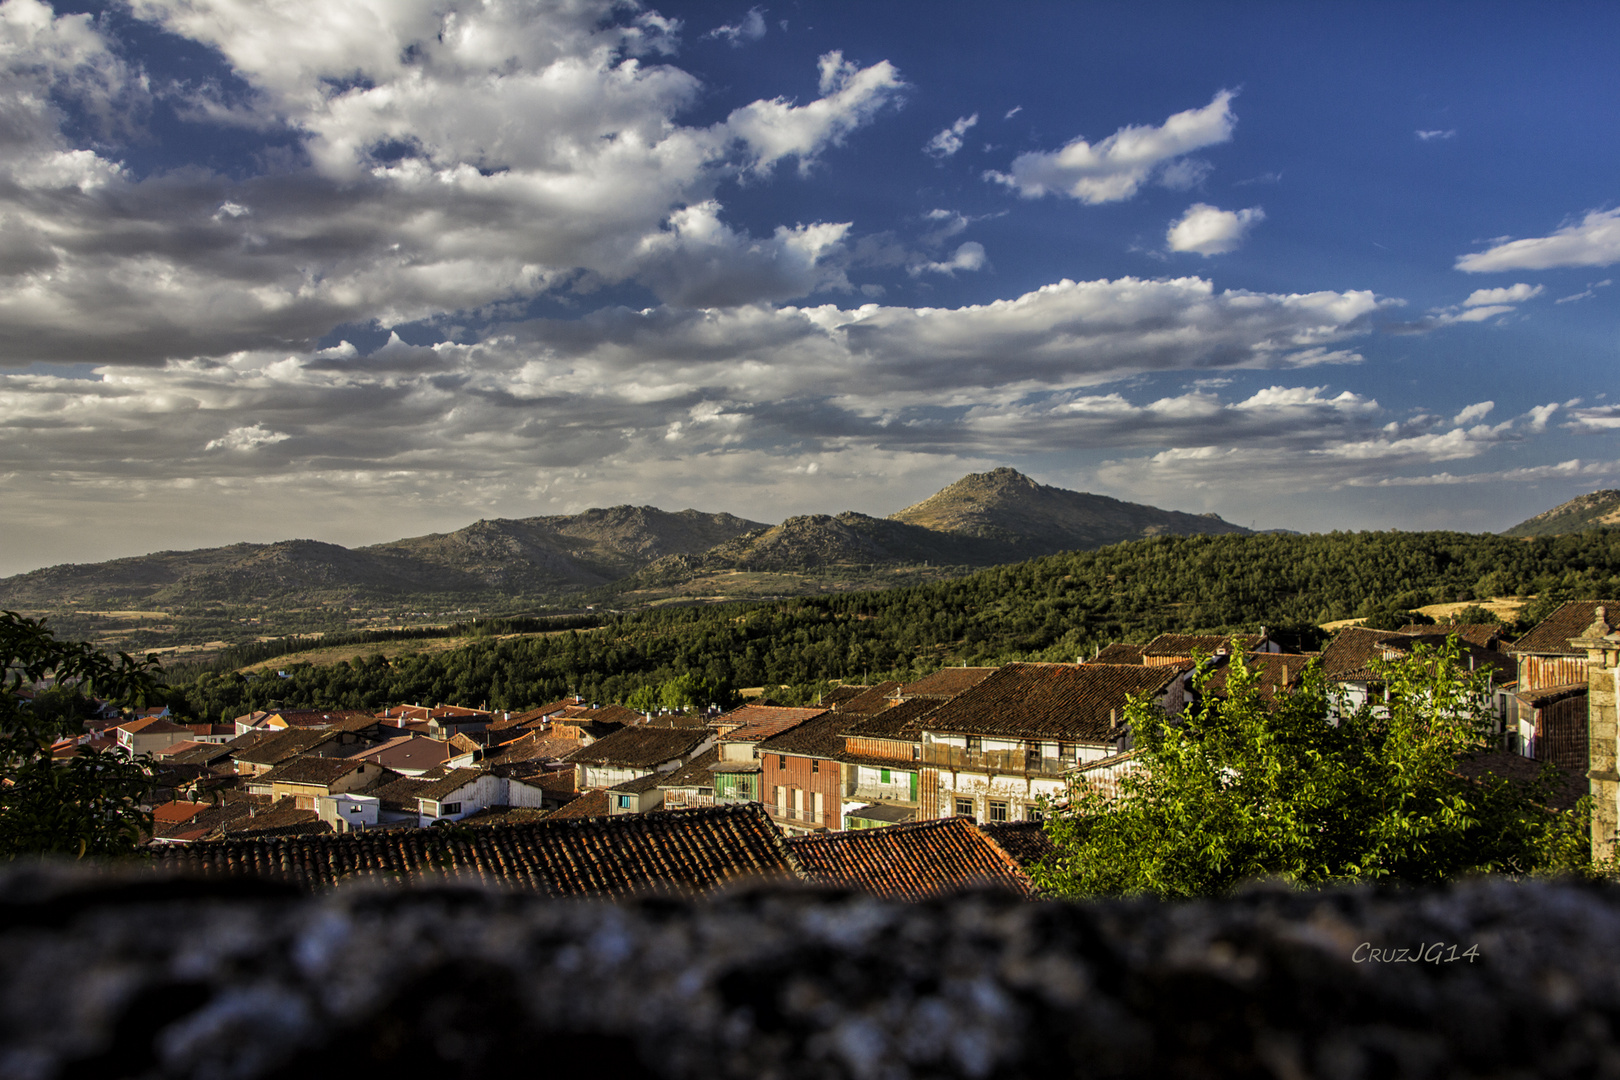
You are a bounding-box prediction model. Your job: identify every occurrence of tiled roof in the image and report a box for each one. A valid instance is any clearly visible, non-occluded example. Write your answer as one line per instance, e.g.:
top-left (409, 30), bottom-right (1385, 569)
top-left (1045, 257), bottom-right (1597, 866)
top-left (416, 767), bottom-right (486, 802)
top-left (273, 709), bottom-right (378, 729)
top-left (658, 747), bottom-right (720, 790)
top-left (1515, 682), bottom-right (1588, 707)
top-left (369, 775), bottom-right (431, 812)
top-left (152, 801), bottom-right (210, 825)
top-left (258, 755), bottom-right (370, 787)
top-left (1089, 643), bottom-right (1146, 665)
top-left (232, 728), bottom-right (334, 767)
top-left (217, 797), bottom-right (328, 838)
top-left (785, 817), bottom-right (1035, 901)
top-left (1509, 600), bottom-right (1620, 656)
top-left (359, 736), bottom-right (458, 772)
top-left (118, 717), bottom-right (190, 736)
top-left (755, 711), bottom-right (856, 759)
top-left (153, 803), bottom-right (803, 896)
top-left (1199, 654), bottom-right (1318, 702)
top-left (920, 663), bottom-right (1179, 742)
top-left (836, 681), bottom-right (904, 715)
top-left (641, 712), bottom-right (710, 729)
top-left (1401, 623), bottom-right (1504, 649)
top-left (897, 667), bottom-right (997, 699)
top-left (608, 772), bottom-right (665, 794)
top-left (1320, 626), bottom-right (1412, 681)
top-left (1394, 633), bottom-right (1516, 681)
top-left (1453, 751), bottom-right (1586, 813)
top-left (563, 725), bottom-right (709, 768)
top-left (546, 790), bottom-right (611, 820)
top-left (1141, 633), bottom-right (1263, 658)
top-left (977, 822), bottom-right (1056, 871)
top-left (717, 705), bottom-right (827, 743)
top-left (483, 731), bottom-right (582, 766)
top-left (816, 685), bottom-right (867, 707)
top-left (842, 697), bottom-right (938, 740)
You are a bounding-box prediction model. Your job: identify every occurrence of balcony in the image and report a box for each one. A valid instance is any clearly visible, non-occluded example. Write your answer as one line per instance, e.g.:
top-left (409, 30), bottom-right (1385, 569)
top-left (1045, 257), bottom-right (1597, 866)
top-left (845, 782), bottom-right (918, 805)
top-left (921, 744), bottom-right (1076, 778)
top-left (767, 804), bottom-right (829, 828)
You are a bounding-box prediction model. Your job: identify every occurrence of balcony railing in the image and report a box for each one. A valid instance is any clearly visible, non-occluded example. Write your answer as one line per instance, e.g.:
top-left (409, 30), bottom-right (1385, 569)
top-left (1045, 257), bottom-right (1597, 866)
top-left (767, 804), bottom-right (827, 826)
top-left (844, 782), bottom-right (918, 804)
top-left (921, 744), bottom-right (1077, 778)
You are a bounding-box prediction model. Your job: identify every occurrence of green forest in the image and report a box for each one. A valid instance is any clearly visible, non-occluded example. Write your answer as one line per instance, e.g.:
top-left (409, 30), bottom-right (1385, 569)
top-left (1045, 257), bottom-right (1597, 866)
top-left (160, 528), bottom-right (1620, 722)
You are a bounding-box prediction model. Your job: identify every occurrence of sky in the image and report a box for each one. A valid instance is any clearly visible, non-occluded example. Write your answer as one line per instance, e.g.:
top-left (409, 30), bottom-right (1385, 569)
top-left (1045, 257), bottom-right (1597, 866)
top-left (2, 0), bottom-right (1618, 577)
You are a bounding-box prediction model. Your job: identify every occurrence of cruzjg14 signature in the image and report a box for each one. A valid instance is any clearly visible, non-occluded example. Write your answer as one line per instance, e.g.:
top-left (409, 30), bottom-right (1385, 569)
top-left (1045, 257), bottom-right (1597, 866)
top-left (1352, 942), bottom-right (1480, 964)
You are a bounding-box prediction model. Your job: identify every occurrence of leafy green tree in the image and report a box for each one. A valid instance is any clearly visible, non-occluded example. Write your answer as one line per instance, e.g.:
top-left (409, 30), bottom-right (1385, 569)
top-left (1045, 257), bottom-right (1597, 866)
top-left (1034, 644), bottom-right (1587, 898)
top-left (2, 612), bottom-right (162, 859)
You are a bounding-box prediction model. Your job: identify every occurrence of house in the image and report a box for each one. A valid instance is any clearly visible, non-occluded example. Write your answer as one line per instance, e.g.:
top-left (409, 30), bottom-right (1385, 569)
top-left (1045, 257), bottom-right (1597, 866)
top-left (607, 772), bottom-right (667, 815)
top-left (1568, 611), bottom-right (1620, 861)
top-left (151, 803), bottom-right (807, 897)
top-left (564, 725), bottom-right (714, 791)
top-left (1505, 600), bottom-right (1618, 763)
top-left (756, 711), bottom-right (855, 834)
top-left (1401, 623), bottom-right (1508, 650)
top-left (314, 792), bottom-right (379, 834)
top-left (245, 756), bottom-right (388, 808)
top-left (1196, 652), bottom-right (1319, 704)
top-left (705, 705), bottom-right (827, 807)
top-left (366, 768), bottom-right (555, 827)
top-left (353, 734), bottom-right (477, 777)
top-left (1321, 626), bottom-right (1516, 735)
top-left (180, 723), bottom-right (237, 744)
top-left (113, 717), bottom-right (193, 757)
top-left (838, 697), bottom-right (938, 830)
top-left (228, 719), bottom-right (390, 777)
top-left (785, 817), bottom-right (1035, 901)
top-left (918, 662), bottom-right (1187, 825)
top-left (827, 681), bottom-right (903, 715)
top-left (656, 747), bottom-right (722, 812)
top-left (977, 820), bottom-right (1057, 873)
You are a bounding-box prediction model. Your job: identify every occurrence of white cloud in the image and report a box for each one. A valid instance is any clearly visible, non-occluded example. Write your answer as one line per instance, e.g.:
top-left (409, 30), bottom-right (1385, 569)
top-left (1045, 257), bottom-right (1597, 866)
top-left (1556, 278), bottom-right (1612, 304)
top-left (1416, 129), bottom-right (1455, 141)
top-left (1358, 459), bottom-right (1620, 487)
top-left (987, 90), bottom-right (1236, 204)
top-left (705, 7), bottom-right (766, 46)
top-left (1166, 203), bottom-right (1264, 256)
top-left (924, 113), bottom-right (977, 159)
top-left (1568, 405), bottom-right (1620, 431)
top-left (1462, 283), bottom-right (1542, 306)
top-left (632, 201), bottom-right (852, 306)
top-left (908, 241), bottom-right (985, 277)
top-left (724, 50), bottom-right (907, 175)
top-left (1453, 401), bottom-right (1493, 424)
top-left (1003, 106), bottom-right (1021, 120)
top-left (1456, 208), bottom-right (1620, 272)
top-left (205, 423), bottom-right (291, 452)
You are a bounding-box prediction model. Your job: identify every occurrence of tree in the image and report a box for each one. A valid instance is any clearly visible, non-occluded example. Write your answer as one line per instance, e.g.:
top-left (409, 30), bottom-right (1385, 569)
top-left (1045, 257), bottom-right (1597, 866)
top-left (1, 611), bottom-right (163, 859)
top-left (1033, 643), bottom-right (1588, 898)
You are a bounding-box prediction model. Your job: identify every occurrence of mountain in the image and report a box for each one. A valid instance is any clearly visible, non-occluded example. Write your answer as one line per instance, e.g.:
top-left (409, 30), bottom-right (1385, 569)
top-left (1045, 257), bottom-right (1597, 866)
top-left (0, 507), bottom-right (764, 609)
top-left (888, 467), bottom-right (1249, 557)
top-left (1503, 490), bottom-right (1620, 538)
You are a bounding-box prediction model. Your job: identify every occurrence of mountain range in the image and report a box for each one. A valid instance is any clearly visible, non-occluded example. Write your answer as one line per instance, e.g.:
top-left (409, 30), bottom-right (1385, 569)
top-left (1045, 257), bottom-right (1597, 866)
top-left (1502, 490), bottom-right (1620, 538)
top-left (0, 468), bottom-right (1248, 611)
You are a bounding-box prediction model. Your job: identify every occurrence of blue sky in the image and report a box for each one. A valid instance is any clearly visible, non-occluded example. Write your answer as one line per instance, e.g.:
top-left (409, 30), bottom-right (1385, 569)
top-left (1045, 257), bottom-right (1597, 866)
top-left (2, 0), bottom-right (1617, 575)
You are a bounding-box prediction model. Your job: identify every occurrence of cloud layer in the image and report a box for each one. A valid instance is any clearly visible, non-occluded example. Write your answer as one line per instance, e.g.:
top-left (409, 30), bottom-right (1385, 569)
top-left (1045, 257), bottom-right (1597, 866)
top-left (1457, 208), bottom-right (1620, 272)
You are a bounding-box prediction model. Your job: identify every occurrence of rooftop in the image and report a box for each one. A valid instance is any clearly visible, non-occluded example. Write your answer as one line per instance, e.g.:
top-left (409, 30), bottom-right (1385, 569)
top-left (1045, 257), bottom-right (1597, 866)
top-left (1510, 600), bottom-right (1620, 657)
top-left (564, 725), bottom-right (709, 768)
top-left (755, 711), bottom-right (856, 759)
top-left (897, 667), bottom-right (997, 699)
top-left (921, 662), bottom-right (1179, 742)
top-left (785, 817), bottom-right (1035, 901)
top-left (716, 704), bottom-right (827, 743)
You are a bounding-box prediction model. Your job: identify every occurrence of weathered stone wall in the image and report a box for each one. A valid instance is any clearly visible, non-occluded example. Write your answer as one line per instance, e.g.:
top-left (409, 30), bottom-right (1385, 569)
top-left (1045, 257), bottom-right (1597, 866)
top-left (5, 868), bottom-right (1620, 1079)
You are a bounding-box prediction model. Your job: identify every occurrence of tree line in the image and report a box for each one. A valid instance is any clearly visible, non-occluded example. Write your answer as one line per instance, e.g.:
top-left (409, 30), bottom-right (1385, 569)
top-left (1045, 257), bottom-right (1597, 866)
top-left (158, 528), bottom-right (1620, 722)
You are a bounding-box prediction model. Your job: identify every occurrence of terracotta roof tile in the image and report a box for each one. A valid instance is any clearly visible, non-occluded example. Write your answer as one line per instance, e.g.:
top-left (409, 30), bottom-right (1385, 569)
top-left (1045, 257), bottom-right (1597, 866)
top-left (977, 821), bottom-right (1057, 871)
top-left (1141, 633), bottom-right (1264, 658)
top-left (545, 790), bottom-right (611, 820)
top-left (717, 705), bottom-right (827, 743)
top-left (1401, 623), bottom-right (1505, 649)
top-left (897, 668), bottom-right (997, 699)
top-left (921, 663), bottom-right (1178, 742)
top-left (563, 726), bottom-right (709, 768)
top-left (785, 817), bottom-right (1035, 901)
top-left (836, 681), bottom-right (904, 715)
top-left (816, 685), bottom-right (867, 707)
top-left (657, 747), bottom-right (721, 790)
top-left (232, 728), bottom-right (334, 767)
top-left (258, 755), bottom-right (371, 787)
top-left (152, 803), bottom-right (802, 896)
top-left (1089, 643), bottom-right (1146, 665)
top-left (841, 697), bottom-right (939, 740)
top-left (755, 711), bottom-right (857, 759)
top-left (1510, 601), bottom-right (1620, 656)
top-left (1199, 654), bottom-right (1319, 702)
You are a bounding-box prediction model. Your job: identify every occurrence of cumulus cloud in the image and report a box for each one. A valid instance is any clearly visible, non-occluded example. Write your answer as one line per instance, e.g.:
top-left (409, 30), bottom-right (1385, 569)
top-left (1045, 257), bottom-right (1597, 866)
top-left (705, 7), bottom-right (766, 46)
top-left (1166, 203), bottom-right (1264, 256)
top-left (908, 241), bottom-right (986, 277)
top-left (205, 423), bottom-right (291, 452)
top-left (0, 2), bottom-right (910, 369)
top-left (1463, 283), bottom-right (1542, 306)
top-left (924, 113), bottom-right (977, 158)
top-left (1453, 401), bottom-right (1494, 425)
top-left (986, 90), bottom-right (1236, 204)
top-left (1456, 208), bottom-right (1620, 272)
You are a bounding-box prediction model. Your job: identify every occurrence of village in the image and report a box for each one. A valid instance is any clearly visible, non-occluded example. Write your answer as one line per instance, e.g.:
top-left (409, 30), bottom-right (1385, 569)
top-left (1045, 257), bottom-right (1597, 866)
top-left (38, 599), bottom-right (1612, 899)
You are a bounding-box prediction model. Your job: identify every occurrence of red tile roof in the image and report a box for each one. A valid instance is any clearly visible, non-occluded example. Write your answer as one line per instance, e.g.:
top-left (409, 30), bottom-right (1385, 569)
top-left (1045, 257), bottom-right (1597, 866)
top-left (1199, 654), bottom-right (1319, 702)
top-left (897, 667), bottom-right (997, 698)
top-left (1089, 643), bottom-right (1146, 665)
top-left (785, 817), bottom-right (1035, 901)
top-left (921, 662), bottom-right (1179, 742)
top-left (1509, 601), bottom-right (1620, 657)
top-left (835, 681), bottom-right (904, 715)
top-left (977, 822), bottom-right (1056, 871)
top-left (755, 711), bottom-right (856, 759)
top-left (716, 704), bottom-right (828, 743)
top-left (1141, 633), bottom-right (1265, 658)
top-left (153, 804), bottom-right (804, 897)
top-left (563, 726), bottom-right (709, 769)
top-left (545, 790), bottom-right (611, 820)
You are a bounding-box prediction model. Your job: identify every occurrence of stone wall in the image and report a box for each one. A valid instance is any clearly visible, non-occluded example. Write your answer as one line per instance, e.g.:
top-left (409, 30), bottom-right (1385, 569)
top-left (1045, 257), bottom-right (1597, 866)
top-left (5, 867), bottom-right (1620, 1078)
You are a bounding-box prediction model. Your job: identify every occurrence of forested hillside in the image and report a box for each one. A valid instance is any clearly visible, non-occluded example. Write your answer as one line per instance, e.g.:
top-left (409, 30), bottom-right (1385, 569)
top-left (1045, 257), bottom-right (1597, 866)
top-left (165, 528), bottom-right (1620, 723)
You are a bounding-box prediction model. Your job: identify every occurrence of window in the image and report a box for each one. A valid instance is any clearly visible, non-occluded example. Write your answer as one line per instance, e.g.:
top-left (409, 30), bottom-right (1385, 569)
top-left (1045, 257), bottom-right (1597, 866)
top-left (1058, 742), bottom-right (1075, 761)
top-left (988, 801), bottom-right (1008, 823)
top-left (965, 735), bottom-right (982, 753)
top-left (1025, 806), bottom-right (1044, 823)
top-left (954, 797), bottom-right (974, 817)
top-left (441, 802), bottom-right (462, 816)
top-left (778, 754), bottom-right (787, 769)
top-left (616, 795), bottom-right (633, 809)
top-left (811, 759), bottom-right (819, 774)
top-left (912, 745), bottom-right (921, 760)
top-left (880, 768), bottom-right (891, 784)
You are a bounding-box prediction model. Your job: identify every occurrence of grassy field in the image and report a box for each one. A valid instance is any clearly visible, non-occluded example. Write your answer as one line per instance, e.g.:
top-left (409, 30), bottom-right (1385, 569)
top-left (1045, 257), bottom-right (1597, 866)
top-left (235, 627), bottom-right (596, 673)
